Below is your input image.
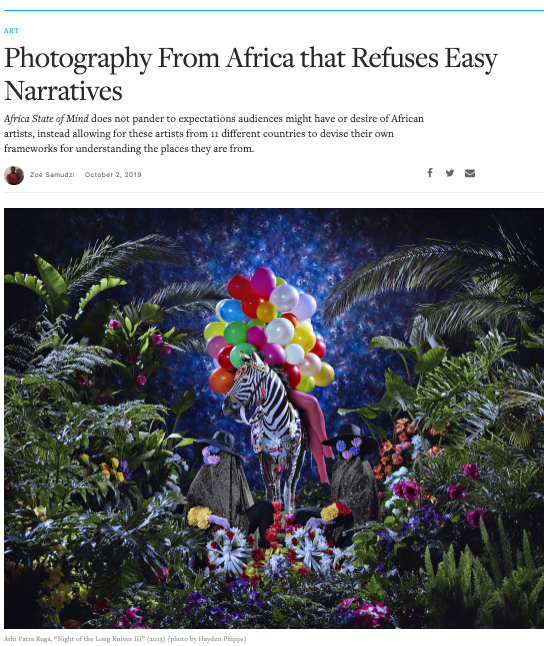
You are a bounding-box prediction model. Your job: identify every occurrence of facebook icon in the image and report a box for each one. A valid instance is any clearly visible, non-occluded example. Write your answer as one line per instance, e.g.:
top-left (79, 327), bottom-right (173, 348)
top-left (427, 168), bottom-right (433, 177)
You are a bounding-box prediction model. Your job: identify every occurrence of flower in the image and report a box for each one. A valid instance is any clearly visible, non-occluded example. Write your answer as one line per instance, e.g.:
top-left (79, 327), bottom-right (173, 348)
top-left (151, 333), bottom-right (163, 345)
top-left (378, 492), bottom-right (384, 500)
top-left (372, 464), bottom-right (383, 480)
top-left (342, 450), bottom-right (352, 460)
top-left (78, 585), bottom-right (88, 602)
top-left (95, 393), bottom-right (105, 404)
top-left (349, 445), bottom-right (360, 456)
top-left (462, 463), bottom-right (481, 480)
top-left (185, 591), bottom-right (207, 607)
top-left (380, 440), bottom-right (393, 455)
top-left (321, 503), bottom-right (338, 522)
top-left (336, 440), bottom-right (347, 452)
top-left (398, 431), bottom-right (408, 443)
top-left (447, 483), bottom-right (466, 500)
top-left (466, 508), bottom-right (487, 528)
top-left (50, 589), bottom-right (68, 611)
top-left (208, 455), bottom-right (220, 466)
top-left (210, 445), bottom-right (220, 453)
top-left (392, 454), bottom-right (404, 466)
top-left (402, 481), bottom-right (420, 501)
top-left (127, 353), bottom-right (138, 364)
top-left (76, 374), bottom-right (86, 386)
top-left (335, 501), bottom-right (352, 516)
top-left (202, 447), bottom-right (211, 457)
top-left (393, 481), bottom-right (405, 497)
top-left (64, 619), bottom-right (83, 629)
top-left (228, 577), bottom-right (250, 596)
top-left (93, 597), bottom-right (111, 615)
top-left (352, 437), bottom-right (362, 447)
top-left (162, 344), bottom-right (171, 354)
top-left (136, 374), bottom-right (146, 386)
top-left (377, 531), bottom-right (395, 552)
top-left (109, 319), bottom-right (120, 330)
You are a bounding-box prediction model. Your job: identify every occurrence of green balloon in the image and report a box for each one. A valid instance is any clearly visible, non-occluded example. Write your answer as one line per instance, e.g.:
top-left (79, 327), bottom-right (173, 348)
top-left (247, 318), bottom-right (266, 329)
top-left (224, 321), bottom-right (248, 345)
top-left (230, 342), bottom-right (255, 368)
top-left (275, 277), bottom-right (286, 286)
top-left (296, 375), bottom-right (315, 394)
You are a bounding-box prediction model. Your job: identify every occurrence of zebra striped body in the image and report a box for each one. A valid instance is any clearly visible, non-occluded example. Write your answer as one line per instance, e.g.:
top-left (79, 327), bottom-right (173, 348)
top-left (222, 351), bottom-right (307, 514)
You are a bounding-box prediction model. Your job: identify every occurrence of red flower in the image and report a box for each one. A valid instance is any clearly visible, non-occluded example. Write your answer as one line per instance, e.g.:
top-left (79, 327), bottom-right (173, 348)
top-left (210, 541), bottom-right (219, 550)
top-left (447, 483), bottom-right (466, 500)
top-left (151, 333), bottom-right (163, 345)
top-left (378, 492), bottom-right (384, 501)
top-left (398, 431), bottom-right (408, 443)
top-left (109, 319), bottom-right (120, 330)
top-left (392, 454), bottom-right (404, 466)
top-left (246, 535), bottom-right (255, 546)
top-left (250, 574), bottom-right (261, 588)
top-left (208, 563), bottom-right (216, 571)
top-left (384, 465), bottom-right (393, 475)
top-left (162, 344), bottom-right (171, 355)
top-left (335, 501), bottom-right (352, 516)
top-left (93, 597), bottom-right (111, 615)
top-left (291, 537), bottom-right (298, 547)
top-left (373, 465), bottom-right (383, 480)
top-left (403, 481), bottom-right (420, 502)
top-left (308, 531), bottom-right (316, 541)
top-left (380, 455), bottom-right (390, 465)
top-left (298, 567), bottom-right (308, 578)
top-left (380, 440), bottom-right (393, 455)
top-left (95, 393), bottom-right (105, 404)
top-left (327, 541), bottom-right (334, 548)
top-left (251, 549), bottom-right (265, 563)
top-left (137, 375), bottom-right (146, 386)
top-left (428, 425), bottom-right (440, 437)
top-left (461, 463), bottom-right (481, 480)
top-left (466, 508), bottom-right (487, 528)
top-left (226, 531), bottom-right (235, 541)
top-left (287, 549), bottom-right (297, 564)
top-left (393, 481), bottom-right (405, 497)
top-left (64, 619), bottom-right (83, 629)
top-left (76, 374), bottom-right (85, 386)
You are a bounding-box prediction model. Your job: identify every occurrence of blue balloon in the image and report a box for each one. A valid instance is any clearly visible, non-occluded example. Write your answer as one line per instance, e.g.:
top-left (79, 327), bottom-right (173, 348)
top-left (315, 332), bottom-right (324, 341)
top-left (219, 299), bottom-right (246, 322)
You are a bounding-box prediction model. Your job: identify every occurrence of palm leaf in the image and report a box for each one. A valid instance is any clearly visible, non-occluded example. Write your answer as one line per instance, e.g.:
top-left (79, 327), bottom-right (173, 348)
top-left (4, 272), bottom-right (49, 306)
top-left (75, 277), bottom-right (127, 319)
top-left (34, 255), bottom-right (71, 319)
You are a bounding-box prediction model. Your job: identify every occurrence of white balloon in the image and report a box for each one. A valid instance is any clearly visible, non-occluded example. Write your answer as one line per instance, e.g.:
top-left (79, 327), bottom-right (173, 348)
top-left (289, 293), bottom-right (317, 321)
top-left (215, 299), bottom-right (229, 322)
top-left (266, 318), bottom-right (295, 346)
top-left (298, 353), bottom-right (322, 377)
top-left (269, 284), bottom-right (300, 313)
top-left (285, 343), bottom-right (305, 365)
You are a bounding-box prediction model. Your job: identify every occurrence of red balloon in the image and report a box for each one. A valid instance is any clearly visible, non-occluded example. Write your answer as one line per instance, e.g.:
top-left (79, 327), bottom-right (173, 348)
top-left (218, 345), bottom-right (236, 372)
top-left (283, 363), bottom-right (301, 389)
top-left (209, 367), bottom-right (235, 394)
top-left (227, 275), bottom-right (252, 300)
top-left (241, 292), bottom-right (266, 319)
top-left (310, 338), bottom-right (326, 360)
top-left (281, 313), bottom-right (298, 328)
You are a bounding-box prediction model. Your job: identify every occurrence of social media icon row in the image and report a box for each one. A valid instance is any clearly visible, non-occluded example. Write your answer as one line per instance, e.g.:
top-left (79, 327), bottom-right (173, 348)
top-left (427, 169), bottom-right (475, 177)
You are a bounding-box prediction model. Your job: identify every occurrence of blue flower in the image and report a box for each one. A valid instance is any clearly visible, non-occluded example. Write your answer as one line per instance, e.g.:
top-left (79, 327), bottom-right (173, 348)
top-left (231, 612), bottom-right (243, 623)
top-left (377, 531), bottom-right (395, 552)
top-left (203, 456), bottom-right (211, 465)
top-left (349, 445), bottom-right (360, 456)
top-left (375, 562), bottom-right (387, 574)
top-left (185, 591), bottom-right (207, 607)
top-left (228, 578), bottom-right (249, 596)
top-left (336, 440), bottom-right (347, 452)
top-left (207, 607), bottom-right (227, 622)
top-left (209, 445), bottom-right (220, 453)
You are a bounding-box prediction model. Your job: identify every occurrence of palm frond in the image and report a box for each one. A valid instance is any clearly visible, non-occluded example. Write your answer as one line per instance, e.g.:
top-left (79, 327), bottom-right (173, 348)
top-left (134, 280), bottom-right (228, 321)
top-left (61, 235), bottom-right (190, 296)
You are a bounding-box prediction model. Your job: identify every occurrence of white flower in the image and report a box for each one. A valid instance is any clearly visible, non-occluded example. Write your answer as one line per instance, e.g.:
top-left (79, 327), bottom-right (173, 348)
top-left (207, 526), bottom-right (251, 576)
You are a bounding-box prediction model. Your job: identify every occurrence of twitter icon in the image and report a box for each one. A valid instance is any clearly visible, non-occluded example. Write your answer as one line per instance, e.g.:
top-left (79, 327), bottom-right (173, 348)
top-left (446, 170), bottom-right (454, 177)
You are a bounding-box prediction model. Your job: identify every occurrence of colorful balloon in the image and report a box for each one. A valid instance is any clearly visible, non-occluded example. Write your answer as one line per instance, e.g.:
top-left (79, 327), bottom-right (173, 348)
top-left (219, 299), bottom-right (246, 322)
top-left (275, 277), bottom-right (286, 286)
top-left (281, 313), bottom-right (298, 328)
top-left (206, 335), bottom-right (230, 359)
top-left (289, 293), bottom-right (317, 321)
top-left (247, 325), bottom-right (268, 349)
top-left (311, 338), bottom-right (326, 360)
top-left (247, 318), bottom-right (266, 329)
top-left (261, 343), bottom-right (286, 365)
top-left (251, 267), bottom-right (277, 298)
top-left (204, 321), bottom-right (225, 341)
top-left (291, 327), bottom-right (316, 354)
top-left (266, 318), bottom-right (294, 346)
top-left (314, 362), bottom-right (335, 387)
top-left (296, 374), bottom-right (315, 393)
top-left (257, 301), bottom-right (278, 323)
top-left (241, 292), bottom-right (265, 319)
top-left (283, 363), bottom-right (301, 389)
top-left (215, 299), bottom-right (229, 322)
top-left (223, 321), bottom-right (248, 346)
top-left (209, 367), bottom-right (235, 394)
top-left (298, 353), bottom-right (322, 377)
top-left (285, 343), bottom-right (305, 365)
top-left (269, 284), bottom-right (300, 313)
top-left (230, 342), bottom-right (255, 368)
top-left (227, 275), bottom-right (252, 300)
top-left (218, 345), bottom-right (236, 372)
top-left (296, 320), bottom-right (313, 330)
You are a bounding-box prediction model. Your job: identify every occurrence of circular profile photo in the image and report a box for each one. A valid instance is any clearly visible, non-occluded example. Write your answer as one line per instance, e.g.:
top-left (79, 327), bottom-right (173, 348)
top-left (5, 166), bottom-right (24, 186)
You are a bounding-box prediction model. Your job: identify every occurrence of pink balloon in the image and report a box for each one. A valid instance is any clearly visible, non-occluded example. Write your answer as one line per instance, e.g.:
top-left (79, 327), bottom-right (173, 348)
top-left (251, 267), bottom-right (277, 298)
top-left (261, 342), bottom-right (286, 366)
top-left (206, 335), bottom-right (231, 359)
top-left (247, 325), bottom-right (268, 349)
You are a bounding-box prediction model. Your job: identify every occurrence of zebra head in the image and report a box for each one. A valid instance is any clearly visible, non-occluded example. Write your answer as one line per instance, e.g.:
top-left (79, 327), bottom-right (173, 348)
top-left (222, 350), bottom-right (269, 419)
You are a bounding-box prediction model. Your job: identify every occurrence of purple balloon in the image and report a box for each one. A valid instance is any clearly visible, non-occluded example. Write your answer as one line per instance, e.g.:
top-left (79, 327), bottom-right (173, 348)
top-left (261, 343), bottom-right (286, 366)
top-left (206, 335), bottom-right (230, 359)
top-left (289, 293), bottom-right (317, 321)
top-left (247, 325), bottom-right (268, 349)
top-left (251, 267), bottom-right (277, 298)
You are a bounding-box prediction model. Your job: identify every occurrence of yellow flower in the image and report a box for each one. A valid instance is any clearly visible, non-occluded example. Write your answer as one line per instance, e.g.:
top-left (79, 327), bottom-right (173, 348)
top-left (50, 589), bottom-right (67, 610)
top-left (321, 503), bottom-right (338, 522)
top-left (148, 600), bottom-right (158, 612)
top-left (116, 472), bottom-right (124, 482)
top-left (79, 585), bottom-right (88, 602)
top-left (187, 506), bottom-right (199, 526)
top-left (56, 582), bottom-right (73, 600)
top-left (101, 470), bottom-right (110, 480)
top-left (196, 507), bottom-right (212, 530)
top-left (37, 596), bottom-right (52, 609)
top-left (100, 462), bottom-right (108, 470)
top-left (111, 458), bottom-right (119, 469)
top-left (46, 566), bottom-right (64, 580)
top-left (32, 560), bottom-right (39, 569)
top-left (4, 561), bottom-right (16, 572)
top-left (79, 454), bottom-right (89, 461)
top-left (52, 544), bottom-right (64, 552)
top-left (34, 507), bottom-right (47, 520)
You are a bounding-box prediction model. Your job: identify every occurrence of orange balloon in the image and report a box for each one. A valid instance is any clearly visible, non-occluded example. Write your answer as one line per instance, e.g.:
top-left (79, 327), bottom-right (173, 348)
top-left (256, 301), bottom-right (278, 323)
top-left (281, 313), bottom-right (298, 328)
top-left (209, 367), bottom-right (235, 394)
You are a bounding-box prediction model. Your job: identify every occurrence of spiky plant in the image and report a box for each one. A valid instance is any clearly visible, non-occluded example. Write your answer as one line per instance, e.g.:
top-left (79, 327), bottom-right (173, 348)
top-left (322, 222), bottom-right (543, 344)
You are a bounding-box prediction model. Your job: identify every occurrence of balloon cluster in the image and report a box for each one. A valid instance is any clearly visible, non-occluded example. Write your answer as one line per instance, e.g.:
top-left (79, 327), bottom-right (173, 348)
top-left (205, 267), bottom-right (335, 395)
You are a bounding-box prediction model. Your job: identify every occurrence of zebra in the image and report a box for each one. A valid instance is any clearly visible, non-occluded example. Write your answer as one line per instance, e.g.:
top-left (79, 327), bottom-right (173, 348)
top-left (222, 350), bottom-right (307, 514)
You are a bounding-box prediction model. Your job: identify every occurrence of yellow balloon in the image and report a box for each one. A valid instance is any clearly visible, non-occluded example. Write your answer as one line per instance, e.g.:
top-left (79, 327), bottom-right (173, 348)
top-left (204, 321), bottom-right (225, 341)
top-left (296, 374), bottom-right (315, 393)
top-left (291, 327), bottom-right (316, 354)
top-left (296, 320), bottom-right (313, 330)
top-left (314, 362), bottom-right (335, 387)
top-left (257, 301), bottom-right (278, 323)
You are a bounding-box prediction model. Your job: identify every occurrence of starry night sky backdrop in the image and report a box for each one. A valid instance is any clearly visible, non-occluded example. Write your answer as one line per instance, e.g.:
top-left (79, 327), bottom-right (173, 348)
top-left (4, 209), bottom-right (542, 488)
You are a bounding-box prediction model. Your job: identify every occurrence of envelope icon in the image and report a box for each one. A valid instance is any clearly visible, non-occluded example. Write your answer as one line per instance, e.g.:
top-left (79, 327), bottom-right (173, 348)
top-left (465, 169), bottom-right (475, 178)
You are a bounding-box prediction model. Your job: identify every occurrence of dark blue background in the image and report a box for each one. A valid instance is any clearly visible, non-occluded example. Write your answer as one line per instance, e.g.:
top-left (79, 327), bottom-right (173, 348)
top-left (4, 209), bottom-right (542, 488)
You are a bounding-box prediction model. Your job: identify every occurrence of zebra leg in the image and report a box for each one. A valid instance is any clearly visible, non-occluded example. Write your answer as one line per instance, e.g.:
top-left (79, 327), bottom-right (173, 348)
top-left (284, 449), bottom-right (300, 515)
top-left (259, 453), bottom-right (274, 501)
top-left (290, 442), bottom-right (306, 513)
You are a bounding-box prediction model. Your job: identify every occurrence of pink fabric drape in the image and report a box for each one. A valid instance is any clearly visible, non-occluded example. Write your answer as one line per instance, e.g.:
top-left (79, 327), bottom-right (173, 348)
top-left (288, 390), bottom-right (334, 483)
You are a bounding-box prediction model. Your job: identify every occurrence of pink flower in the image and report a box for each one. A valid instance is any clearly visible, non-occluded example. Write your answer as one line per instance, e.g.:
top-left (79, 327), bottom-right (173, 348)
top-left (447, 483), bottom-right (466, 500)
top-left (76, 374), bottom-right (85, 386)
top-left (151, 333), bottom-right (163, 346)
top-left (466, 508), bottom-right (487, 528)
top-left (393, 481), bottom-right (406, 497)
top-left (341, 597), bottom-right (358, 609)
top-left (109, 319), bottom-right (120, 330)
top-left (351, 437), bottom-right (362, 447)
top-left (342, 450), bottom-right (352, 460)
top-left (116, 616), bottom-right (132, 629)
top-left (124, 607), bottom-right (143, 622)
top-left (378, 492), bottom-right (384, 500)
top-left (285, 514), bottom-right (295, 524)
top-left (127, 353), bottom-right (138, 364)
top-left (95, 393), bottom-right (105, 404)
top-left (395, 441), bottom-right (411, 454)
top-left (130, 625), bottom-right (152, 629)
top-left (208, 455), bottom-right (220, 465)
top-left (154, 567), bottom-right (168, 582)
top-left (402, 481), bottom-right (420, 502)
top-left (462, 463), bottom-right (481, 480)
top-left (162, 344), bottom-right (171, 355)
top-left (202, 447), bottom-right (210, 457)
top-left (137, 375), bottom-right (146, 386)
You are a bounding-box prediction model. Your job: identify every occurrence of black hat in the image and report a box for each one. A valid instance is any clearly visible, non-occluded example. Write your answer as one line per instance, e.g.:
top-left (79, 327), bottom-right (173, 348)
top-left (192, 430), bottom-right (246, 461)
top-left (322, 423), bottom-right (378, 454)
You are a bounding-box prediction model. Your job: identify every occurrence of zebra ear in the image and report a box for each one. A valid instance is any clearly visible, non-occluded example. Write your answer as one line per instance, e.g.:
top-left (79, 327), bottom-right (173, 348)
top-left (251, 350), bottom-right (265, 366)
top-left (240, 351), bottom-right (252, 363)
